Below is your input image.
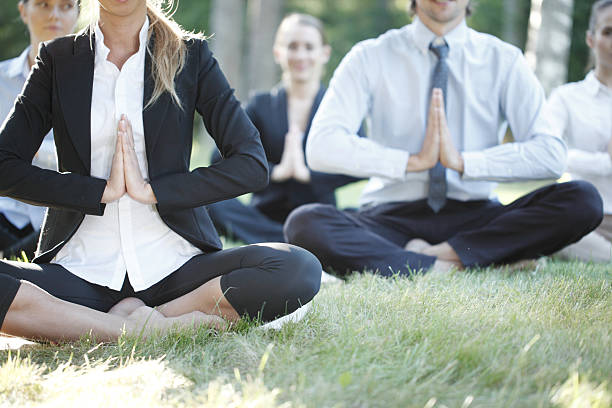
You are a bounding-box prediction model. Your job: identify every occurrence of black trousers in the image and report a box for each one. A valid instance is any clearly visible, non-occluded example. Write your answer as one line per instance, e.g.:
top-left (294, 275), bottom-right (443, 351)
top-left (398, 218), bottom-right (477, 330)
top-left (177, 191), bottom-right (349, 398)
top-left (207, 198), bottom-right (285, 244)
top-left (284, 181), bottom-right (603, 276)
top-left (0, 243), bottom-right (321, 322)
top-left (0, 273), bottom-right (21, 329)
top-left (0, 214), bottom-right (38, 260)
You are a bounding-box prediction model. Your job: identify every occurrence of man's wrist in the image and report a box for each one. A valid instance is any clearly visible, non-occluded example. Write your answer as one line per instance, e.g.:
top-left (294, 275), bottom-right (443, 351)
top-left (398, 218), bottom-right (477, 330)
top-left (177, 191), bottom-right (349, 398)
top-left (406, 154), bottom-right (434, 172)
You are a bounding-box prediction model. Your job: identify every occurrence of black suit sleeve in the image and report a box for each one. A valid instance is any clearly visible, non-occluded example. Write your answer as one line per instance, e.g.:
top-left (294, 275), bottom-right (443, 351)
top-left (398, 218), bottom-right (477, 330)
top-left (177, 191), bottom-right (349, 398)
top-left (244, 94), bottom-right (280, 187)
top-left (150, 40), bottom-right (268, 214)
top-left (0, 43), bottom-right (107, 215)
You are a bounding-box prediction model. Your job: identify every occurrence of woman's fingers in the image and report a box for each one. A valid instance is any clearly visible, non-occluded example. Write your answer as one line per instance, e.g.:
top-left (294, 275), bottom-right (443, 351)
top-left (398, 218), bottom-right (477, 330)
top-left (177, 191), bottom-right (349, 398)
top-left (118, 115), bottom-right (157, 204)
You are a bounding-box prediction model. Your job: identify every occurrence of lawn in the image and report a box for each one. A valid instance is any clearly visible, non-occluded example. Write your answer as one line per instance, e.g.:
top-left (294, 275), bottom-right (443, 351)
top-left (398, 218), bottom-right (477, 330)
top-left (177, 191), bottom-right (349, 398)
top-left (1, 262), bottom-right (610, 407)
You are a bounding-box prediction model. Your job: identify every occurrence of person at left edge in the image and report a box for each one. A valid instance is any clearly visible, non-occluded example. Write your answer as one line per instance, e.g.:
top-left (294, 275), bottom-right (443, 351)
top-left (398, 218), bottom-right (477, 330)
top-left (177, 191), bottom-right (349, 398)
top-left (0, 0), bottom-right (80, 260)
top-left (0, 0), bottom-right (321, 325)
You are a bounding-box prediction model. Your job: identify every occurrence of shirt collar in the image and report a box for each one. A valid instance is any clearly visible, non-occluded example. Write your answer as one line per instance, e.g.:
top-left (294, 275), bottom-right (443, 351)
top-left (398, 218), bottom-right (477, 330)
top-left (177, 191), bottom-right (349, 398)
top-left (7, 47), bottom-right (31, 79)
top-left (584, 71), bottom-right (611, 97)
top-left (412, 16), bottom-right (468, 55)
top-left (94, 16), bottom-right (150, 66)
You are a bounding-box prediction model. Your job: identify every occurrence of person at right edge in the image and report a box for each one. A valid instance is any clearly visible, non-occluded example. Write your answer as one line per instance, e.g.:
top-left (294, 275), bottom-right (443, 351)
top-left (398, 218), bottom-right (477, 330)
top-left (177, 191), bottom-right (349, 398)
top-left (284, 0), bottom-right (604, 276)
top-left (550, 0), bottom-right (612, 263)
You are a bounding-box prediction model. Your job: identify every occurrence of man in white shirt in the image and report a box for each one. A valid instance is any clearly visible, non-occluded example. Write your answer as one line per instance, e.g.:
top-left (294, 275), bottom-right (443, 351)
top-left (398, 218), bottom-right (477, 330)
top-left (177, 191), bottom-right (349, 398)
top-left (284, 0), bottom-right (603, 275)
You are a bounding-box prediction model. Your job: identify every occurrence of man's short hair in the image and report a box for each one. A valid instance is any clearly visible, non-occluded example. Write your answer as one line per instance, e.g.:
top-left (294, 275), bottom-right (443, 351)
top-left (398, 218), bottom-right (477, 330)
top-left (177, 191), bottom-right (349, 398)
top-left (410, 0), bottom-right (473, 17)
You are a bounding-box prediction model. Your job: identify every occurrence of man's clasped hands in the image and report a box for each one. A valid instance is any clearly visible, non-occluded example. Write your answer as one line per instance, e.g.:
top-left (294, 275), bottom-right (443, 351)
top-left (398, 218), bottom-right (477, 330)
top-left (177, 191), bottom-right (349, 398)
top-left (406, 88), bottom-right (464, 174)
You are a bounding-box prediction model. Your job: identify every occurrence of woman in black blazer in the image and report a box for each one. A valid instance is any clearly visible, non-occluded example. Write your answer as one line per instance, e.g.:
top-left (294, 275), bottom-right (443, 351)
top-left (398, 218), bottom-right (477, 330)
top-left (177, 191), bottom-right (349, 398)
top-left (208, 13), bottom-right (363, 244)
top-left (0, 0), bottom-right (321, 325)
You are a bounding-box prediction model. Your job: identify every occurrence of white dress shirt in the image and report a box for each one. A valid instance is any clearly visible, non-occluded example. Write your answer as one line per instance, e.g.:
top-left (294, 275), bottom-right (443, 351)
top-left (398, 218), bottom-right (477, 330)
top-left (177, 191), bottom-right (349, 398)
top-left (547, 72), bottom-right (612, 214)
top-left (53, 19), bottom-right (202, 291)
top-left (307, 18), bottom-right (566, 207)
top-left (0, 47), bottom-right (57, 229)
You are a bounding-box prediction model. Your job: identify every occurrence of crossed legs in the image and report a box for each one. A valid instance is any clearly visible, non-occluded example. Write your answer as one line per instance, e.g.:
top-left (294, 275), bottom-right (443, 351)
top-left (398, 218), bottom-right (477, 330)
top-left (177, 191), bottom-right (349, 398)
top-left (0, 275), bottom-right (212, 342)
top-left (0, 243), bottom-right (321, 331)
top-left (284, 181), bottom-right (603, 276)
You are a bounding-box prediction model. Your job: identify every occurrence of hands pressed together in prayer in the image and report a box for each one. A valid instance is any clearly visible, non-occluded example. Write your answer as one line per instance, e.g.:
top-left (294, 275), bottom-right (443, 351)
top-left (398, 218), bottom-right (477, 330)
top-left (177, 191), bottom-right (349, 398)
top-left (101, 115), bottom-right (157, 204)
top-left (406, 88), bottom-right (464, 174)
top-left (270, 126), bottom-right (311, 183)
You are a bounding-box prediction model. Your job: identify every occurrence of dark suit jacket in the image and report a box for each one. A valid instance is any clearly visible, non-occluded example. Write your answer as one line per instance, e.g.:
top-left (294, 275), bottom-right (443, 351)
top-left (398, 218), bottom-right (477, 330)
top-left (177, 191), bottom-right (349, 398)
top-left (0, 31), bottom-right (268, 263)
top-left (213, 85), bottom-right (363, 223)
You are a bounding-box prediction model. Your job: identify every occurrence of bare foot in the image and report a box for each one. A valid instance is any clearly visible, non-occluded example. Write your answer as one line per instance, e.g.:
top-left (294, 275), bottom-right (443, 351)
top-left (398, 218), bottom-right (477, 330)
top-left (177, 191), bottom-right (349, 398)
top-left (108, 297), bottom-right (146, 317)
top-left (422, 242), bottom-right (462, 264)
top-left (428, 259), bottom-right (463, 277)
top-left (404, 238), bottom-right (432, 252)
top-left (124, 306), bottom-right (227, 337)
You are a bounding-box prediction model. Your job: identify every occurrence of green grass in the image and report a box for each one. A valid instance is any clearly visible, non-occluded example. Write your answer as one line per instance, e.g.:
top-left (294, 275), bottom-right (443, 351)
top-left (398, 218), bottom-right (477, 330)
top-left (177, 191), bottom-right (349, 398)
top-left (1, 262), bottom-right (611, 407)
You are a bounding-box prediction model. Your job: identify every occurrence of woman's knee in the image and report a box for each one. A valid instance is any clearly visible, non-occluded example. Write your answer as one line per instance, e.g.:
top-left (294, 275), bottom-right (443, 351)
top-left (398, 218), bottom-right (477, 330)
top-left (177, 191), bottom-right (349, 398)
top-left (278, 245), bottom-right (321, 305)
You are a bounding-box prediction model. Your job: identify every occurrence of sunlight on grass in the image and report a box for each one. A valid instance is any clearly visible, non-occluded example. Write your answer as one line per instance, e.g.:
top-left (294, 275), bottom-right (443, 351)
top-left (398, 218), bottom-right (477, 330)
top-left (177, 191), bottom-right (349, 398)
top-left (2, 261), bottom-right (608, 407)
top-left (551, 372), bottom-right (611, 408)
top-left (0, 355), bottom-right (190, 407)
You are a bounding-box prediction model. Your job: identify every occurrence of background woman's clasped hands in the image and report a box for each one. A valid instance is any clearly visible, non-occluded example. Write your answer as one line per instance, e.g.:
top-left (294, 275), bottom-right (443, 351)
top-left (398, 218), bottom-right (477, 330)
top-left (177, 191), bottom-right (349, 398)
top-left (270, 126), bottom-right (312, 183)
top-left (101, 114), bottom-right (157, 204)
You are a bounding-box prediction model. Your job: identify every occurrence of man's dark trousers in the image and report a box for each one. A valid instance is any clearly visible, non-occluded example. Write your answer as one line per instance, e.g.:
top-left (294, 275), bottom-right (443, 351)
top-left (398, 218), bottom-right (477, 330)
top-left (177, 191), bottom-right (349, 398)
top-left (284, 181), bottom-right (603, 276)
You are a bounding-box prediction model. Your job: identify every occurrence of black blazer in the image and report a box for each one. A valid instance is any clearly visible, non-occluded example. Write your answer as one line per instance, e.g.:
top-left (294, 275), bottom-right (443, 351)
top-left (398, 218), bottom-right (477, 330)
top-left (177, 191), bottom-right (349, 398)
top-left (213, 85), bottom-right (363, 222)
top-left (0, 31), bottom-right (268, 263)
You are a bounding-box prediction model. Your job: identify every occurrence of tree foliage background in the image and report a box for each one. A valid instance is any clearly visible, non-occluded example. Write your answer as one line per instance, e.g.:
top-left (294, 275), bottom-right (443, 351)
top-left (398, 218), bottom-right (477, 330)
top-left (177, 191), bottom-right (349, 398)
top-left (0, 0), bottom-right (599, 89)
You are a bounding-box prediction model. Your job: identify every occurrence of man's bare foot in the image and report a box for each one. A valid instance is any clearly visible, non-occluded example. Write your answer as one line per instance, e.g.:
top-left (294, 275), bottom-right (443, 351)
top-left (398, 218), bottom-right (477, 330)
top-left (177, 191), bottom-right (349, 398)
top-left (108, 297), bottom-right (146, 317)
top-left (405, 238), bottom-right (432, 252)
top-left (422, 242), bottom-right (462, 264)
top-left (428, 259), bottom-right (463, 277)
top-left (124, 306), bottom-right (227, 337)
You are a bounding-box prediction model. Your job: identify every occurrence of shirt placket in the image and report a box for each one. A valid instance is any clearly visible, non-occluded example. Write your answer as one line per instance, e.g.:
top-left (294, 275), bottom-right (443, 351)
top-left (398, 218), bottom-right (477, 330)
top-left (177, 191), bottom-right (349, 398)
top-left (115, 65), bottom-right (145, 289)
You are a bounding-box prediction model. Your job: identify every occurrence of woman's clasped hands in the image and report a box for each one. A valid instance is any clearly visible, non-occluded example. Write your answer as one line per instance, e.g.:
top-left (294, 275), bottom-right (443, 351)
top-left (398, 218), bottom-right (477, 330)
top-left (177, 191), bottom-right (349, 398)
top-left (101, 114), bottom-right (157, 204)
top-left (270, 126), bottom-right (311, 184)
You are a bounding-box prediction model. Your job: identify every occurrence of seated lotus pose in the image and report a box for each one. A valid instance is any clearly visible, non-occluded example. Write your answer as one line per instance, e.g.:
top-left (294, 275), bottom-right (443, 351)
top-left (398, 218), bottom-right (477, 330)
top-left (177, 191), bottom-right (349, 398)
top-left (0, 0), bottom-right (79, 260)
top-left (0, 0), bottom-right (321, 326)
top-left (549, 0), bottom-right (612, 263)
top-left (0, 274), bottom-right (215, 342)
top-left (284, 0), bottom-right (603, 276)
top-left (208, 13), bottom-right (362, 244)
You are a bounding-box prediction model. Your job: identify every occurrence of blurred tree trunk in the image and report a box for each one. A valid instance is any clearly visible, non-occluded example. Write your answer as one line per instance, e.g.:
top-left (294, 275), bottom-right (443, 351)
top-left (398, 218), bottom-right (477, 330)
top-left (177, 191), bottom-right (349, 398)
top-left (525, 0), bottom-right (575, 94)
top-left (245, 0), bottom-right (285, 94)
top-left (209, 0), bottom-right (247, 98)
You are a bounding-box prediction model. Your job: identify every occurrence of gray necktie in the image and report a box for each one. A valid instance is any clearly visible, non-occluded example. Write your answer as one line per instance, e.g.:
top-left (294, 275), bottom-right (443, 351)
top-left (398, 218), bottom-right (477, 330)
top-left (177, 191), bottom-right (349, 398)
top-left (427, 39), bottom-right (449, 213)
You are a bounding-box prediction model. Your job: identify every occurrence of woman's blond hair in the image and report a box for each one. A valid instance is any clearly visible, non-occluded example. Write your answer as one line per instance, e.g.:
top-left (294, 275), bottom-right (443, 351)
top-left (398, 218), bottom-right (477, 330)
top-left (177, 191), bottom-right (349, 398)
top-left (83, 0), bottom-right (204, 109)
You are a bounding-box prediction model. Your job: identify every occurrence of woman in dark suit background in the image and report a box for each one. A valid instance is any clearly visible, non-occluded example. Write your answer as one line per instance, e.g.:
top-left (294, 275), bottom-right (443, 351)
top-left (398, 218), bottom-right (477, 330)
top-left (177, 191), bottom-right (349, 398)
top-left (208, 13), bottom-right (363, 245)
top-left (0, 0), bottom-right (320, 326)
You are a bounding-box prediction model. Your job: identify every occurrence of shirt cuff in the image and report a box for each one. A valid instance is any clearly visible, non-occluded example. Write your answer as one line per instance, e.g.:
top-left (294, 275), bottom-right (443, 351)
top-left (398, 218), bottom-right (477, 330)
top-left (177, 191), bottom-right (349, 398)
top-left (386, 149), bottom-right (410, 180)
top-left (462, 151), bottom-right (487, 180)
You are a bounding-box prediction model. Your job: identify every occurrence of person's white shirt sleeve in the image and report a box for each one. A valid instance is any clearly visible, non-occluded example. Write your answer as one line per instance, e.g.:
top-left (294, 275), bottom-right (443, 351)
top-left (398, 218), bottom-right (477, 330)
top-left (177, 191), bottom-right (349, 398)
top-left (306, 43), bottom-right (411, 181)
top-left (462, 52), bottom-right (567, 181)
top-left (547, 87), bottom-right (612, 177)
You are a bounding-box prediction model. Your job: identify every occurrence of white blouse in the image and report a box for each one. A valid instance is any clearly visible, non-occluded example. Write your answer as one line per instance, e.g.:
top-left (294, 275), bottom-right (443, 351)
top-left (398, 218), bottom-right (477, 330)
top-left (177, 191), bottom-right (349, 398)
top-left (547, 72), bottom-right (612, 214)
top-left (53, 18), bottom-right (202, 291)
